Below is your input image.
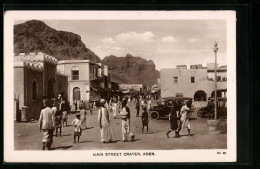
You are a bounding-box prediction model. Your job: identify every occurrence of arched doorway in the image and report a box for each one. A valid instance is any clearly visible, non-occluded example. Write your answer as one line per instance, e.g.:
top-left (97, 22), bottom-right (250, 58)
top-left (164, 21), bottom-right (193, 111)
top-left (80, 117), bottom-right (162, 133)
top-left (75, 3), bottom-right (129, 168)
top-left (47, 80), bottom-right (55, 99)
top-left (194, 90), bottom-right (207, 101)
top-left (211, 91), bottom-right (222, 97)
top-left (73, 87), bottom-right (81, 101)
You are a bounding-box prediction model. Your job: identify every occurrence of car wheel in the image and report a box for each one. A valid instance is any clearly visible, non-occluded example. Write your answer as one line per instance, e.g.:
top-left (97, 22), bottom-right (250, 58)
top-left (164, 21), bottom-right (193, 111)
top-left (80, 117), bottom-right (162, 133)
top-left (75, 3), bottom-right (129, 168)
top-left (197, 109), bottom-right (202, 117)
top-left (150, 111), bottom-right (159, 120)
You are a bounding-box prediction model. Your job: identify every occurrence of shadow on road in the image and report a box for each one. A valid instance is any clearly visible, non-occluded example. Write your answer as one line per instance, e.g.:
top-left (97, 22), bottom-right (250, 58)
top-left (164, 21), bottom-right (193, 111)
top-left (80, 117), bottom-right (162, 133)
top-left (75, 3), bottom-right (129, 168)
top-left (80, 140), bottom-right (93, 143)
top-left (131, 139), bottom-right (141, 142)
top-left (63, 125), bottom-right (73, 127)
top-left (82, 127), bottom-right (94, 130)
top-left (62, 134), bottom-right (72, 136)
top-left (110, 140), bottom-right (121, 143)
top-left (52, 145), bottom-right (73, 150)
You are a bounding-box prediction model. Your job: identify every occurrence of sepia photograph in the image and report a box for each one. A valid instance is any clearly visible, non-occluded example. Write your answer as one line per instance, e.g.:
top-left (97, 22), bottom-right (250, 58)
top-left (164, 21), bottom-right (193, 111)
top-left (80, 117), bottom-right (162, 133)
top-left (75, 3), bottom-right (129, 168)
top-left (4, 11), bottom-right (236, 162)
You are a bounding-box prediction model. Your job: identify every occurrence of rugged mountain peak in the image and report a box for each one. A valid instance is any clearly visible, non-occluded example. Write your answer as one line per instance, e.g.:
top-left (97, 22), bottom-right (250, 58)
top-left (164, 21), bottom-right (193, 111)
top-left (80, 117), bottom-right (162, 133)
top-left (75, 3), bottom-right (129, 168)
top-left (102, 54), bottom-right (159, 86)
top-left (14, 20), bottom-right (101, 62)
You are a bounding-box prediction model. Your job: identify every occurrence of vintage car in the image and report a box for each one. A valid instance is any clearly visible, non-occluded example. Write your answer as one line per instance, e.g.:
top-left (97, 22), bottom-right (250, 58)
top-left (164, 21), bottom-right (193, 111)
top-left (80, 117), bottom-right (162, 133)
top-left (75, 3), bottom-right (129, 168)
top-left (150, 97), bottom-right (193, 120)
top-left (197, 97), bottom-right (227, 119)
top-left (208, 97), bottom-right (227, 119)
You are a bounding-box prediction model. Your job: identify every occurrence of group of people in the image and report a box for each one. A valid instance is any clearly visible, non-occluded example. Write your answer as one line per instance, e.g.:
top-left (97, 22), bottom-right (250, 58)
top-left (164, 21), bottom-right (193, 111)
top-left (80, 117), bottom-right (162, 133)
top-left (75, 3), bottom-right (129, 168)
top-left (39, 94), bottom-right (93, 150)
top-left (98, 96), bottom-right (135, 143)
top-left (166, 101), bottom-right (192, 138)
top-left (38, 93), bottom-right (192, 150)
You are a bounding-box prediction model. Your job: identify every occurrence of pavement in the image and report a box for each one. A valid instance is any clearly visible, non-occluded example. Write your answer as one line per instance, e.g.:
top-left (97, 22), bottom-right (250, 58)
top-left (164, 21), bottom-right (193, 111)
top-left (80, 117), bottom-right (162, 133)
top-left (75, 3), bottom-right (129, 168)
top-left (14, 101), bottom-right (227, 150)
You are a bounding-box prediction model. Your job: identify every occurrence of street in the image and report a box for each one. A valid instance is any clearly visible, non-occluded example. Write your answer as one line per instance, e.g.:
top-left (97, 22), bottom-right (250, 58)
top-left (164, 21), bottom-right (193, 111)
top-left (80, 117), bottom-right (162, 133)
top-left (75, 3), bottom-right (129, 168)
top-left (14, 101), bottom-right (227, 150)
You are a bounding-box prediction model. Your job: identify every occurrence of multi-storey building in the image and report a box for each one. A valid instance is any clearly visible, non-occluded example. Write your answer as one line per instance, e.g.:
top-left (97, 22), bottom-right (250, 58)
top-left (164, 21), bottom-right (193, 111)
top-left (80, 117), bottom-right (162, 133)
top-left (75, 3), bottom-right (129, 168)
top-left (160, 64), bottom-right (227, 101)
top-left (57, 60), bottom-right (111, 104)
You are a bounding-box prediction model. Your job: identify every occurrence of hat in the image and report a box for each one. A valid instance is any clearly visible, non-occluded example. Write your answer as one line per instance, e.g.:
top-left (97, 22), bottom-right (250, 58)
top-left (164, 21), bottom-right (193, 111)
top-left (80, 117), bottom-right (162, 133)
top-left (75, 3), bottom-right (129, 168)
top-left (100, 99), bottom-right (106, 104)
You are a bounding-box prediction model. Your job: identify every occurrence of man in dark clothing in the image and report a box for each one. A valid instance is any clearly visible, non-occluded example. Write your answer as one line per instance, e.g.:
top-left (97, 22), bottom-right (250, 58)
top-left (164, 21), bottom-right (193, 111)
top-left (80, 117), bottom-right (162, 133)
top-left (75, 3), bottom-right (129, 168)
top-left (135, 98), bottom-right (140, 117)
top-left (166, 102), bottom-right (179, 138)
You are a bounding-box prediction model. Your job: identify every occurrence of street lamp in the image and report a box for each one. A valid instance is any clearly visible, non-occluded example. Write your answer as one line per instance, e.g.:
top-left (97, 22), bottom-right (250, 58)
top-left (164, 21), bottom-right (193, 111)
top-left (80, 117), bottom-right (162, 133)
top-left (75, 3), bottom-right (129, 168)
top-left (213, 42), bottom-right (218, 120)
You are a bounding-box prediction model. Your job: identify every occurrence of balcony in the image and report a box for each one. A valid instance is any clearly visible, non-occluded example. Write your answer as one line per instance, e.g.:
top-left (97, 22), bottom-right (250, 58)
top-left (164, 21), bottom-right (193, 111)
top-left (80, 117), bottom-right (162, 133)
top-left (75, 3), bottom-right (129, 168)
top-left (89, 74), bottom-right (102, 81)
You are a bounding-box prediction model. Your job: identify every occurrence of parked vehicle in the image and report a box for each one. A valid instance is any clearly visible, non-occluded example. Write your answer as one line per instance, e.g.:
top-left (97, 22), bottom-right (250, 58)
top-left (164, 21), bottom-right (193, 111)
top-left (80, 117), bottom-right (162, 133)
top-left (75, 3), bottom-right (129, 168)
top-left (150, 97), bottom-right (193, 120)
top-left (197, 97), bottom-right (227, 119)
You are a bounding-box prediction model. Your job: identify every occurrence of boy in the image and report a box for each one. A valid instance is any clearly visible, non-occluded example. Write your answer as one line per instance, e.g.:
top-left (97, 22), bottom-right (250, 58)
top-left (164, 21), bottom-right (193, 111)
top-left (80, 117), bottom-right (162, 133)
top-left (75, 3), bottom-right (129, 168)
top-left (141, 107), bottom-right (149, 134)
top-left (54, 110), bottom-right (62, 137)
top-left (72, 113), bottom-right (82, 143)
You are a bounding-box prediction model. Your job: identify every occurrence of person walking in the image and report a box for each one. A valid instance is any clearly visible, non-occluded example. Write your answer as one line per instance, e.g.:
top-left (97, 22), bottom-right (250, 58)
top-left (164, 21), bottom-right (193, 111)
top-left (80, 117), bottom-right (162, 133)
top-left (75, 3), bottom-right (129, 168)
top-left (120, 105), bottom-right (129, 142)
top-left (79, 106), bottom-right (87, 129)
top-left (179, 101), bottom-right (191, 136)
top-left (72, 113), bottom-right (82, 143)
top-left (135, 98), bottom-right (140, 117)
top-left (141, 107), bottom-right (149, 134)
top-left (85, 100), bottom-right (92, 115)
top-left (120, 102), bottom-right (135, 142)
top-left (141, 99), bottom-right (145, 109)
top-left (166, 102), bottom-right (179, 138)
top-left (98, 99), bottom-right (113, 143)
top-left (112, 100), bottom-right (119, 119)
top-left (147, 98), bottom-right (152, 116)
top-left (39, 99), bottom-right (55, 150)
top-left (60, 100), bottom-right (68, 127)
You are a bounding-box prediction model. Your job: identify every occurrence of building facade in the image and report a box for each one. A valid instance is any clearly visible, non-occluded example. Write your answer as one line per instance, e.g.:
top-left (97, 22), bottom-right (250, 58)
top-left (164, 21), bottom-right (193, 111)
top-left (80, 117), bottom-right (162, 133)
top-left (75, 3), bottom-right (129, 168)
top-left (57, 60), bottom-right (111, 104)
top-left (160, 66), bottom-right (227, 101)
top-left (14, 53), bottom-right (68, 121)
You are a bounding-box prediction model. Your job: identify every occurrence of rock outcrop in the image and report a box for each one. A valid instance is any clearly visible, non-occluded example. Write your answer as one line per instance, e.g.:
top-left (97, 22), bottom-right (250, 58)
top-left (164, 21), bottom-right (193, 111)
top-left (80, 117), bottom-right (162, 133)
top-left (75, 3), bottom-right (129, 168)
top-left (102, 54), bottom-right (159, 86)
top-left (14, 20), bottom-right (101, 62)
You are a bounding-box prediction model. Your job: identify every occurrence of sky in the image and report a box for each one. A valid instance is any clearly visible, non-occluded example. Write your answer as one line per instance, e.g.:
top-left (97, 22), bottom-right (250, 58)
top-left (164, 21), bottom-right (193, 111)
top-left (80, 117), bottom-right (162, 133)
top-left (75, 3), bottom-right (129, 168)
top-left (16, 20), bottom-right (227, 70)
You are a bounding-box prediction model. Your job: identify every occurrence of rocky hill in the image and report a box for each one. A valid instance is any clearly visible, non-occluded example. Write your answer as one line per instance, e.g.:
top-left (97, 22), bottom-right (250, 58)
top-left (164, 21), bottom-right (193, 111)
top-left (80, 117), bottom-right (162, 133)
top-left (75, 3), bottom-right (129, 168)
top-left (102, 54), bottom-right (159, 86)
top-left (14, 20), bottom-right (159, 85)
top-left (14, 20), bottom-right (101, 62)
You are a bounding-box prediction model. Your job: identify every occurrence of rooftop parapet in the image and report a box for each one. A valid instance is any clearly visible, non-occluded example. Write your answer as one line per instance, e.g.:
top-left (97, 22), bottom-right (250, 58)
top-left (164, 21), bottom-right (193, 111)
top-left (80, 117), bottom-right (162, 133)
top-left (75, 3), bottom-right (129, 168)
top-left (14, 52), bottom-right (58, 65)
top-left (14, 61), bottom-right (43, 72)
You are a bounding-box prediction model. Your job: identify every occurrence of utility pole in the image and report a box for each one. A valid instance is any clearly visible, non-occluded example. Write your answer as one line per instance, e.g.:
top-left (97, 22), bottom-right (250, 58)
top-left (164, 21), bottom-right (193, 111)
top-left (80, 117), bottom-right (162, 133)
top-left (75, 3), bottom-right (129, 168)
top-left (213, 42), bottom-right (218, 120)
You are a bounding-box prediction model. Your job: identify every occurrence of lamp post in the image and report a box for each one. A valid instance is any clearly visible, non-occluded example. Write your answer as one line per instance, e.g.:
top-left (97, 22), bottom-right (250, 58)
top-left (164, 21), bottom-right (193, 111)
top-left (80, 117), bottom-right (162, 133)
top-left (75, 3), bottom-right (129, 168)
top-left (213, 42), bottom-right (218, 120)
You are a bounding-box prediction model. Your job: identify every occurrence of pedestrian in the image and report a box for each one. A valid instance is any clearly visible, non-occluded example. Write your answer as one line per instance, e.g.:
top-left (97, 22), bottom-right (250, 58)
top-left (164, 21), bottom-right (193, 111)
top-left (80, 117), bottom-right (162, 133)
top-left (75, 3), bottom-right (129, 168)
top-left (85, 100), bottom-right (92, 115)
top-left (79, 106), bottom-right (87, 129)
top-left (120, 104), bottom-right (129, 142)
top-left (93, 101), bottom-right (96, 111)
top-left (120, 102), bottom-right (135, 142)
top-left (166, 102), bottom-right (179, 138)
top-left (61, 100), bottom-right (68, 127)
top-left (112, 100), bottom-right (119, 119)
top-left (135, 97), bottom-right (140, 117)
top-left (72, 113), bottom-right (82, 143)
top-left (147, 98), bottom-right (152, 116)
top-left (98, 99), bottom-right (113, 143)
top-left (39, 99), bottom-right (55, 150)
top-left (54, 110), bottom-right (62, 137)
top-left (141, 107), bottom-right (149, 134)
top-left (179, 101), bottom-right (191, 136)
top-left (74, 101), bottom-right (78, 111)
top-left (141, 99), bottom-right (145, 109)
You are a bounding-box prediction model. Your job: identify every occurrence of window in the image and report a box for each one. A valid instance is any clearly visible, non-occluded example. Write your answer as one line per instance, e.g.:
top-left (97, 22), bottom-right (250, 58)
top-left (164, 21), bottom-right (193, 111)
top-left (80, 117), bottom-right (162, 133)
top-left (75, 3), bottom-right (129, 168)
top-left (217, 76), bottom-right (221, 82)
top-left (173, 77), bottom-right (178, 83)
top-left (71, 67), bottom-right (79, 80)
top-left (191, 76), bottom-right (195, 83)
top-left (32, 80), bottom-right (37, 100)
